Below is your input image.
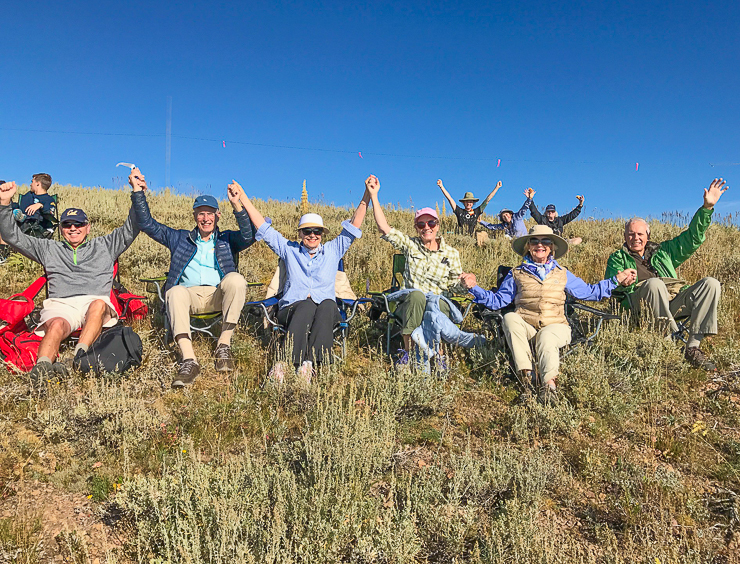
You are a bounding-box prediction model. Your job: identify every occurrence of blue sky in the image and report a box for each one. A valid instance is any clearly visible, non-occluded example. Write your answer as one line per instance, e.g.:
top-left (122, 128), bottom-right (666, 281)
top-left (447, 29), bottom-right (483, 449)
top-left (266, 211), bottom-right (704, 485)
top-left (1, 0), bottom-right (738, 218)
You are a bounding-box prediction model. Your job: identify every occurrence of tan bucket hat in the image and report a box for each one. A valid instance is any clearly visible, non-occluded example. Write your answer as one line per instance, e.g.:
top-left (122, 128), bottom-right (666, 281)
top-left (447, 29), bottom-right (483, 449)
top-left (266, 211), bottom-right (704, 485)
top-left (511, 225), bottom-right (569, 259)
top-left (459, 191), bottom-right (479, 203)
top-left (296, 213), bottom-right (329, 233)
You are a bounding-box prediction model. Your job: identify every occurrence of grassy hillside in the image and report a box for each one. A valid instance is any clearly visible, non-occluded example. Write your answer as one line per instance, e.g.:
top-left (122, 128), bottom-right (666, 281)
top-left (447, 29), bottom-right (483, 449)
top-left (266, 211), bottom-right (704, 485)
top-left (1, 184), bottom-right (740, 563)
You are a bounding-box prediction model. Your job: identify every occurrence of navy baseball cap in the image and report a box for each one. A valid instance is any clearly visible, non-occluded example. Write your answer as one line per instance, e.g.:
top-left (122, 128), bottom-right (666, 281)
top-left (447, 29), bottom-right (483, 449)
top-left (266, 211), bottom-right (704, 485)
top-left (193, 195), bottom-right (219, 210)
top-left (60, 208), bottom-right (89, 224)
top-left (545, 204), bottom-right (557, 212)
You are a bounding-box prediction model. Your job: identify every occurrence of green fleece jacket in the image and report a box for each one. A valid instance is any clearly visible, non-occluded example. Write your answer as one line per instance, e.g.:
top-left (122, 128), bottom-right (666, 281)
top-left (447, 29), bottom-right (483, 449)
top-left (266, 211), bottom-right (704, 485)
top-left (605, 206), bottom-right (713, 308)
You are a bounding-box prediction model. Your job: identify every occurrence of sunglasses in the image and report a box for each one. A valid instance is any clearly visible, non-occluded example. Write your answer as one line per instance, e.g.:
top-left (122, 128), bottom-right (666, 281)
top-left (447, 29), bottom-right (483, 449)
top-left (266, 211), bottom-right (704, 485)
top-left (61, 221), bottom-right (88, 229)
top-left (300, 227), bottom-right (324, 236)
top-left (415, 219), bottom-right (439, 229)
top-left (528, 237), bottom-right (552, 246)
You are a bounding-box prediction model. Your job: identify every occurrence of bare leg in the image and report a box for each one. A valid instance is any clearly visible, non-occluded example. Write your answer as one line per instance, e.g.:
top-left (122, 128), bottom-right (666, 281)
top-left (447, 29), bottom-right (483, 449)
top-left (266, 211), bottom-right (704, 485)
top-left (37, 317), bottom-right (73, 361)
top-left (78, 300), bottom-right (113, 347)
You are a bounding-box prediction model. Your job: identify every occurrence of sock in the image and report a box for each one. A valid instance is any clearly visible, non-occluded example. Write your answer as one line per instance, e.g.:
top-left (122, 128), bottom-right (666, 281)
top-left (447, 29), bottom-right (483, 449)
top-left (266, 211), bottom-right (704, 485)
top-left (217, 323), bottom-right (236, 347)
top-left (176, 336), bottom-right (196, 361)
top-left (37, 356), bottom-right (52, 365)
top-left (74, 343), bottom-right (89, 357)
top-left (687, 334), bottom-right (702, 349)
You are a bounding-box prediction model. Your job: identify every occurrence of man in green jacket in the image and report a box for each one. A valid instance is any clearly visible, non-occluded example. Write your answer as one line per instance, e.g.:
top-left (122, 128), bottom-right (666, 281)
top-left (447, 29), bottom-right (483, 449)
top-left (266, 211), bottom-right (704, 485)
top-left (605, 178), bottom-right (728, 371)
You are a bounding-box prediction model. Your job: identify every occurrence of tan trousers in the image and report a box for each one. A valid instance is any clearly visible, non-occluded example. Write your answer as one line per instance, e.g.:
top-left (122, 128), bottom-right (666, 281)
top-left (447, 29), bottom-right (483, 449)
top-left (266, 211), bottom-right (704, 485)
top-left (503, 312), bottom-right (572, 385)
top-left (629, 277), bottom-right (720, 335)
top-left (165, 272), bottom-right (247, 338)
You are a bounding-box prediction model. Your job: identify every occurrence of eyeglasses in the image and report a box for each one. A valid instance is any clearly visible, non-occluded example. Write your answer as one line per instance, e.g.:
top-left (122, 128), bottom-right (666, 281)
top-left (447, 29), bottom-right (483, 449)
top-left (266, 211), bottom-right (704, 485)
top-left (415, 219), bottom-right (439, 229)
top-left (196, 211), bottom-right (216, 219)
top-left (61, 222), bottom-right (87, 229)
top-left (528, 237), bottom-right (552, 246)
top-left (300, 227), bottom-right (324, 236)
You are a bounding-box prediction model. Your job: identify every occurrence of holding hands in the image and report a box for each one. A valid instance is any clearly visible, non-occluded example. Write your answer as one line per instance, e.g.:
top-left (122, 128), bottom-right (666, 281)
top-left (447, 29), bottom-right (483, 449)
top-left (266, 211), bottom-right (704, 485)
top-left (576, 195), bottom-right (585, 205)
top-left (366, 175), bottom-right (380, 196)
top-left (525, 187), bottom-right (535, 199)
top-left (703, 178), bottom-right (729, 209)
top-left (615, 268), bottom-right (637, 287)
top-left (0, 181), bottom-right (18, 206)
top-left (459, 272), bottom-right (477, 290)
top-left (128, 168), bottom-right (148, 192)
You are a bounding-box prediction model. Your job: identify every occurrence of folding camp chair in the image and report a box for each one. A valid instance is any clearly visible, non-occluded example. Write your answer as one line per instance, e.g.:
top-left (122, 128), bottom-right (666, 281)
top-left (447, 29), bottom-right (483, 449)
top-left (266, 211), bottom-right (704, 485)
top-left (368, 253), bottom-right (473, 355)
top-left (244, 258), bottom-right (371, 360)
top-left (15, 193), bottom-right (59, 240)
top-left (140, 274), bottom-right (262, 341)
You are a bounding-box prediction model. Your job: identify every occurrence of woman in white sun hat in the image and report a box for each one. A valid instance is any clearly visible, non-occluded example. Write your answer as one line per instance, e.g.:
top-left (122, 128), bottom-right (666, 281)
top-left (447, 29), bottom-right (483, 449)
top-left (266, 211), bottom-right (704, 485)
top-left (231, 178), bottom-right (371, 378)
top-left (459, 225), bottom-right (636, 405)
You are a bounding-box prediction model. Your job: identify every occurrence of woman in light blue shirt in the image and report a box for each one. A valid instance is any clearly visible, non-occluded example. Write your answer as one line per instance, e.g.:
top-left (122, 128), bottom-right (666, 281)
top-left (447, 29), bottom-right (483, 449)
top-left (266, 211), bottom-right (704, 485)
top-left (233, 178), bottom-right (371, 378)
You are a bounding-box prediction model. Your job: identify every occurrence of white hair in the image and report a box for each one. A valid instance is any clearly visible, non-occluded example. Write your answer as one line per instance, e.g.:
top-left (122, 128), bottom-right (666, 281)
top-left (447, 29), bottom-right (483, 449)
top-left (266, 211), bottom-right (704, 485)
top-left (624, 217), bottom-right (650, 236)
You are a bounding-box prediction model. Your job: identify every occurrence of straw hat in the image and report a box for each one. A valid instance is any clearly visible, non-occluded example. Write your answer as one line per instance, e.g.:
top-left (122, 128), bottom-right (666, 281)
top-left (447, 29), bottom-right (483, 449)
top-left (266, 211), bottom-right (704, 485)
top-left (296, 213), bottom-right (328, 233)
top-left (459, 192), bottom-right (479, 204)
top-left (511, 225), bottom-right (569, 259)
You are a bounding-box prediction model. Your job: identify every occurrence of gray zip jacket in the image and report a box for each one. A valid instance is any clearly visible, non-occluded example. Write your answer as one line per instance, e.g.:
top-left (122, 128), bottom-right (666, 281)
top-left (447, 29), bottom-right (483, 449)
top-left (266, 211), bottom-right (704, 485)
top-left (0, 204), bottom-right (139, 299)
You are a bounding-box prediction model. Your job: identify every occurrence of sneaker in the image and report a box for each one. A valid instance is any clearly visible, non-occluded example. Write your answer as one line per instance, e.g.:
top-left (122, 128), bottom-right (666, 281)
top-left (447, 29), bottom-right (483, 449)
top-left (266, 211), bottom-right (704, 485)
top-left (214, 344), bottom-right (235, 372)
top-left (537, 382), bottom-right (559, 407)
top-left (267, 362), bottom-right (287, 385)
top-left (28, 361), bottom-right (54, 387)
top-left (297, 361), bottom-right (314, 385)
top-left (394, 348), bottom-right (409, 367)
top-left (685, 347), bottom-right (716, 371)
top-left (172, 359), bottom-right (200, 389)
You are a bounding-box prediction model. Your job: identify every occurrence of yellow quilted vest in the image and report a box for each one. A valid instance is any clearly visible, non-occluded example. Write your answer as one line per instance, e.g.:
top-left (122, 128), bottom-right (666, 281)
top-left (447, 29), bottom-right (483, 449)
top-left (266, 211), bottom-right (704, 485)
top-left (512, 265), bottom-right (568, 328)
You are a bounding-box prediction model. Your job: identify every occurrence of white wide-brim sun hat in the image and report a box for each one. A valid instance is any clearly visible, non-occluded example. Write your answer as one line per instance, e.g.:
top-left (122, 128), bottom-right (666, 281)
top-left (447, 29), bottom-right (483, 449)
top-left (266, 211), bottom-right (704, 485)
top-left (511, 225), bottom-right (569, 259)
top-left (296, 213), bottom-right (329, 233)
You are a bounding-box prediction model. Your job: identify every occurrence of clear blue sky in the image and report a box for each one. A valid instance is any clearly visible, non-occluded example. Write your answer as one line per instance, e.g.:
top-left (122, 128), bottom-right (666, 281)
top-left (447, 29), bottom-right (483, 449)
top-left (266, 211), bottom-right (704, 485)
top-left (2, 0), bottom-right (738, 218)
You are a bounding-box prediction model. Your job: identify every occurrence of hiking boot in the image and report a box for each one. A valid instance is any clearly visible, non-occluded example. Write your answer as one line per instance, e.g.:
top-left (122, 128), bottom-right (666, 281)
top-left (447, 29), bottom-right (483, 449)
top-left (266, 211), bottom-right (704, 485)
top-left (297, 361), bottom-right (314, 385)
top-left (267, 362), bottom-right (287, 385)
top-left (394, 348), bottom-right (409, 367)
top-left (172, 359), bottom-right (200, 389)
top-left (214, 344), bottom-right (235, 372)
top-left (28, 361), bottom-right (54, 387)
top-left (685, 347), bottom-right (716, 371)
top-left (538, 382), bottom-right (559, 407)
top-left (52, 362), bottom-right (69, 379)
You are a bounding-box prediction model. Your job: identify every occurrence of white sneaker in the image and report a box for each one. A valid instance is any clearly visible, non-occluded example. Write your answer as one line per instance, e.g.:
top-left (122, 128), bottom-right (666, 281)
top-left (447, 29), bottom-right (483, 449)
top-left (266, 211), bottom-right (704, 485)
top-left (267, 362), bottom-right (287, 385)
top-left (297, 361), bottom-right (313, 385)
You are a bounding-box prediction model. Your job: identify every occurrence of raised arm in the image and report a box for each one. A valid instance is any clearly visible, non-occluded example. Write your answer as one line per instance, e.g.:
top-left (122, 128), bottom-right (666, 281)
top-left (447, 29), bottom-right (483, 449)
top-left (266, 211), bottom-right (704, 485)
top-left (233, 180), bottom-right (266, 231)
top-left (514, 188), bottom-right (534, 219)
top-left (129, 168), bottom-right (177, 248)
top-left (560, 195), bottom-right (584, 224)
top-left (226, 182), bottom-right (256, 249)
top-left (349, 186), bottom-right (371, 229)
top-left (481, 180), bottom-right (502, 208)
top-left (529, 201), bottom-right (544, 223)
top-left (437, 179), bottom-right (458, 211)
top-left (366, 175), bottom-right (391, 236)
top-left (0, 181), bottom-right (45, 263)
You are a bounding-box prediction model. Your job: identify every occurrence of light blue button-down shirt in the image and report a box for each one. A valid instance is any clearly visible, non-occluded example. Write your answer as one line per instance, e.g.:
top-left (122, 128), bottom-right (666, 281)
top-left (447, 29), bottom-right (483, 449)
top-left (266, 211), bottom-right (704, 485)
top-left (256, 219), bottom-right (362, 309)
top-left (180, 234), bottom-right (222, 288)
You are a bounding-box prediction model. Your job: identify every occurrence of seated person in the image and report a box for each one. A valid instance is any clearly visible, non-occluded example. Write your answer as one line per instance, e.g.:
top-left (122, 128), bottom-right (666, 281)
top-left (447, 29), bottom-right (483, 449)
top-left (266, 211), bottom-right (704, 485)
top-left (236, 178), bottom-right (370, 380)
top-left (129, 168), bottom-right (256, 388)
top-left (460, 225), bottom-right (635, 405)
top-left (530, 194), bottom-right (584, 244)
top-left (0, 180), bottom-right (139, 383)
top-left (479, 188), bottom-right (534, 238)
top-left (366, 175), bottom-right (466, 364)
top-left (605, 178), bottom-right (727, 371)
top-left (0, 173), bottom-right (57, 260)
top-left (437, 178), bottom-right (502, 236)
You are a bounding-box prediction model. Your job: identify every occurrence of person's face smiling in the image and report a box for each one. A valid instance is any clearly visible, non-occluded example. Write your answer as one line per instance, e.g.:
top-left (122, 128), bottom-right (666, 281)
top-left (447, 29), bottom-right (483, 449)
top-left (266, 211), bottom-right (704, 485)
top-left (193, 206), bottom-right (220, 238)
top-left (527, 237), bottom-right (553, 264)
top-left (415, 214), bottom-right (439, 244)
top-left (625, 221), bottom-right (649, 254)
top-left (300, 227), bottom-right (323, 251)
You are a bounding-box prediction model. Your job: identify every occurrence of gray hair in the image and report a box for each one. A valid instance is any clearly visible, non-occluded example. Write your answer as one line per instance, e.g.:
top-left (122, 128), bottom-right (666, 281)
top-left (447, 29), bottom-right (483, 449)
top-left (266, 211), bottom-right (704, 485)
top-left (624, 217), bottom-right (650, 236)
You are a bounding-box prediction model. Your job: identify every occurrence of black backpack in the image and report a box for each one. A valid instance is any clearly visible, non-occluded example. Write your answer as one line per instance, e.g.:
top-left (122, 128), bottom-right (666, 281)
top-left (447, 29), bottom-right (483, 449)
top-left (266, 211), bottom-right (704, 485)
top-left (76, 325), bottom-right (143, 375)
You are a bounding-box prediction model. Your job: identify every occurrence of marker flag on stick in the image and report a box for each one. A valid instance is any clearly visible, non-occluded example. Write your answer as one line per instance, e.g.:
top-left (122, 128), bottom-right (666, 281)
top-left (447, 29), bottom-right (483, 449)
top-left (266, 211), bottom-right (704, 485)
top-left (635, 162), bottom-right (639, 171)
top-left (223, 141), bottom-right (226, 148)
top-left (358, 152), bottom-right (363, 159)
top-left (497, 159), bottom-right (501, 167)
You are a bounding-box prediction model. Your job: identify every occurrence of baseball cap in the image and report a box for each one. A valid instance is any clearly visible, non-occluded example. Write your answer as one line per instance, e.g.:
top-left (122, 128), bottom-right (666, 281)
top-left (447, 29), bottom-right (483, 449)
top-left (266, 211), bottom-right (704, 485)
top-left (193, 195), bottom-right (219, 210)
top-left (545, 204), bottom-right (557, 212)
top-left (60, 208), bottom-right (89, 224)
top-left (414, 207), bottom-right (439, 221)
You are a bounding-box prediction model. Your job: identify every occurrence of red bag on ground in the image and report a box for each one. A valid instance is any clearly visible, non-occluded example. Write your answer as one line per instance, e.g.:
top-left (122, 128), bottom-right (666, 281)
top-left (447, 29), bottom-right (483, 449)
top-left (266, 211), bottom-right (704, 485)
top-left (0, 326), bottom-right (43, 372)
top-left (110, 262), bottom-right (148, 322)
top-left (0, 275), bottom-right (47, 336)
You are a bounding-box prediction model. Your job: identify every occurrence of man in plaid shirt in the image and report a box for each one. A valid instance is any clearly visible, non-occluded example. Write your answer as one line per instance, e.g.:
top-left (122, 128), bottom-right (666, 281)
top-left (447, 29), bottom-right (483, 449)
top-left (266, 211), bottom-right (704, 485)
top-left (366, 175), bottom-right (465, 364)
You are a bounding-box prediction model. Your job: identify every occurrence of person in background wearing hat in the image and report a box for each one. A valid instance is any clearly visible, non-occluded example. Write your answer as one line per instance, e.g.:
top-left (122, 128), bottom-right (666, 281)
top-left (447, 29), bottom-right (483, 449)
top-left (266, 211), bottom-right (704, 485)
top-left (605, 178), bottom-right (728, 371)
top-left (0, 179), bottom-right (140, 383)
top-left (530, 195), bottom-right (584, 245)
top-left (129, 168), bottom-right (256, 388)
top-left (460, 225), bottom-right (636, 404)
top-left (232, 177), bottom-right (371, 380)
top-left (366, 175), bottom-right (466, 365)
top-left (437, 179), bottom-right (503, 236)
top-left (479, 188), bottom-right (535, 239)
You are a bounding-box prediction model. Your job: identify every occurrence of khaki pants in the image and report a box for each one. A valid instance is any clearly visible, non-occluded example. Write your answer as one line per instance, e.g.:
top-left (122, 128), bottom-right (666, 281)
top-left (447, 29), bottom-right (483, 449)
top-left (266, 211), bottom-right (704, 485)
top-left (502, 312), bottom-right (571, 385)
top-left (165, 272), bottom-right (247, 338)
top-left (629, 277), bottom-right (720, 335)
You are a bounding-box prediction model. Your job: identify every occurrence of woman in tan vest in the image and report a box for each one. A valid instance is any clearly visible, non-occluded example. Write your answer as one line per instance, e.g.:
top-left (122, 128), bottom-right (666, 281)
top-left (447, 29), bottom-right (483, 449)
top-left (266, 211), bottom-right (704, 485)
top-left (460, 225), bottom-right (636, 405)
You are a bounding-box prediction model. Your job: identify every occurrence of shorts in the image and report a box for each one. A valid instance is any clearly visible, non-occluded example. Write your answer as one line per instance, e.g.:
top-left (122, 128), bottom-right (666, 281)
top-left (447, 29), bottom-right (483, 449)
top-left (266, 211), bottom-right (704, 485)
top-left (36, 295), bottom-right (118, 336)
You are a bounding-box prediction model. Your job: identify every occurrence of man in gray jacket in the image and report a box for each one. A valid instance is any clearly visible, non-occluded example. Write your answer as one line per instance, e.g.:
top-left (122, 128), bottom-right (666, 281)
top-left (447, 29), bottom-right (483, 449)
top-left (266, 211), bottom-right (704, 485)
top-left (0, 180), bottom-right (139, 382)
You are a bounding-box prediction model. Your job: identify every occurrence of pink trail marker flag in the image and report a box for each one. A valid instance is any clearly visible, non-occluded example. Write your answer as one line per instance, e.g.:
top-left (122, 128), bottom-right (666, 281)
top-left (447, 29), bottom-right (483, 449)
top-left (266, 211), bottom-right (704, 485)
top-left (358, 152), bottom-right (363, 159)
top-left (497, 159), bottom-right (501, 167)
top-left (635, 162), bottom-right (639, 171)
